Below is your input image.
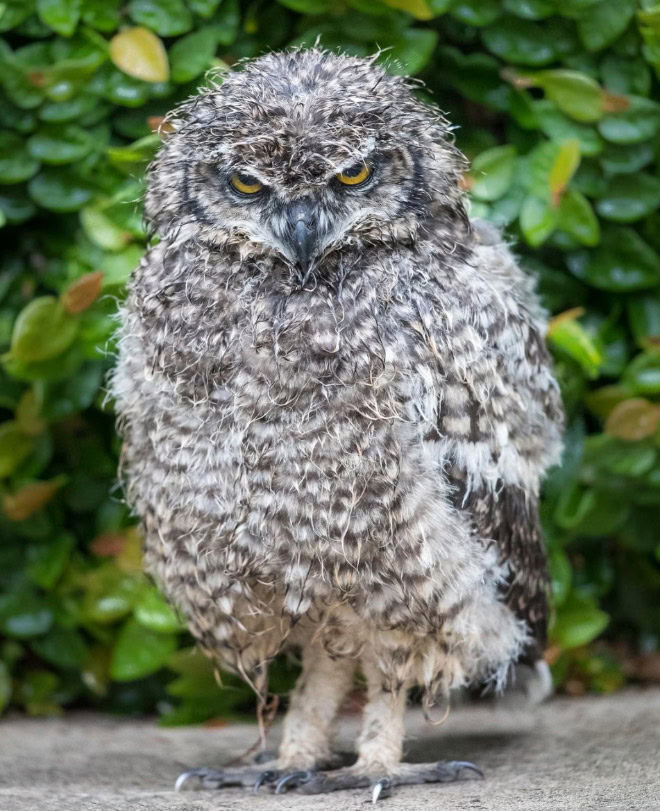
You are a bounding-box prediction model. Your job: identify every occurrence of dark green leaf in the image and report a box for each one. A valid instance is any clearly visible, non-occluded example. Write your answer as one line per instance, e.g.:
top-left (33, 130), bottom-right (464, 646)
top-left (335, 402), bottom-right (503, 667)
top-left (599, 142), bottom-right (654, 174)
top-left (36, 0), bottom-right (81, 37)
top-left (0, 132), bottom-right (40, 184)
top-left (110, 618), bottom-right (177, 681)
top-left (598, 96), bottom-right (660, 144)
top-left (10, 296), bottom-right (79, 363)
top-left (0, 421), bottom-right (34, 478)
top-left (481, 17), bottom-right (556, 65)
top-left (567, 227), bottom-right (660, 291)
top-left (26, 533), bottom-right (74, 589)
top-left (450, 0), bottom-right (501, 26)
top-left (27, 125), bottom-right (94, 165)
top-left (134, 588), bottom-right (183, 633)
top-left (127, 0), bottom-right (193, 36)
top-left (30, 626), bottom-right (87, 669)
top-left (28, 168), bottom-right (93, 211)
top-left (169, 27), bottom-right (219, 84)
top-left (558, 188), bottom-right (600, 246)
top-left (596, 174), bottom-right (660, 223)
top-left (0, 589), bottom-right (53, 638)
top-left (469, 145), bottom-right (516, 201)
top-left (576, 0), bottom-right (635, 53)
top-left (520, 194), bottom-right (559, 246)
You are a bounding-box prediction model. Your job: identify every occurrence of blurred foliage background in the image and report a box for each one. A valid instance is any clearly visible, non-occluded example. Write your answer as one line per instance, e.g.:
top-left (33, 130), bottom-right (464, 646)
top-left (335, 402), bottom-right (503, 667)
top-left (1, 0), bottom-right (660, 722)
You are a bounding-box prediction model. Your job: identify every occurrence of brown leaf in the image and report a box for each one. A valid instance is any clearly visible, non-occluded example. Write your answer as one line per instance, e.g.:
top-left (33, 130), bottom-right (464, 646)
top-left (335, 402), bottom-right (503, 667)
top-left (605, 398), bottom-right (660, 441)
top-left (3, 478), bottom-right (64, 521)
top-left (601, 92), bottom-right (630, 114)
top-left (61, 271), bottom-right (104, 315)
top-left (90, 532), bottom-right (126, 557)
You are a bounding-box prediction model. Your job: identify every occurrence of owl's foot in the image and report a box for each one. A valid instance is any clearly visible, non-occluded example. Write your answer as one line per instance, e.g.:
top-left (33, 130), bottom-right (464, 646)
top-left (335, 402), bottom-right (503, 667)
top-left (271, 760), bottom-right (483, 802)
top-left (175, 763), bottom-right (279, 791)
top-left (174, 751), bottom-right (356, 792)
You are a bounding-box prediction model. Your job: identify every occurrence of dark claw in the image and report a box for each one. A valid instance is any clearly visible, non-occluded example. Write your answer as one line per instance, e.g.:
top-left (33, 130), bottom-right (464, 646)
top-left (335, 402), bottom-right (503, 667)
top-left (254, 770), bottom-right (280, 792)
top-left (451, 761), bottom-right (484, 779)
top-left (275, 770), bottom-right (314, 794)
top-left (371, 777), bottom-right (392, 803)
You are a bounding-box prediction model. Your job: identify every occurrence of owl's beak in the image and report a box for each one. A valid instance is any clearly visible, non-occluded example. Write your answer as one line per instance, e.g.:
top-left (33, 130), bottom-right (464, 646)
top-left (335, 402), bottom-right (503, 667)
top-left (285, 200), bottom-right (319, 286)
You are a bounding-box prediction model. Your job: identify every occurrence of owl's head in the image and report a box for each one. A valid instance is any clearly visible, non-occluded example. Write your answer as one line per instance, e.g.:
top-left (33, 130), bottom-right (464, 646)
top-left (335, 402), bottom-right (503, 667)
top-left (146, 49), bottom-right (467, 287)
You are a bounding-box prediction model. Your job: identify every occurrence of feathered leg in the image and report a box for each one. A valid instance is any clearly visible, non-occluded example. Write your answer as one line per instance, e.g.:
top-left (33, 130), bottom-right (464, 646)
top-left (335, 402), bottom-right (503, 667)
top-left (275, 649), bottom-right (482, 801)
top-left (176, 641), bottom-right (355, 792)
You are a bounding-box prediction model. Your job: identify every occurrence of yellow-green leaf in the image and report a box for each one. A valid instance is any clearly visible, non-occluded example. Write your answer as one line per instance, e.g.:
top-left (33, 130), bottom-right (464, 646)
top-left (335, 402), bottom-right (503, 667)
top-left (109, 27), bottom-right (169, 84)
top-left (549, 138), bottom-right (580, 202)
top-left (548, 317), bottom-right (601, 378)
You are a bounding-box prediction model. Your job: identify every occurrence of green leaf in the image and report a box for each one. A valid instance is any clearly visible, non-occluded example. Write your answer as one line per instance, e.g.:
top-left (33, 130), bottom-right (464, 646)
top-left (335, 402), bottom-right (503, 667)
top-left (0, 132), bottom-right (40, 185)
top-left (519, 194), bottom-right (559, 246)
top-left (36, 0), bottom-right (81, 37)
top-left (567, 227), bottom-right (660, 292)
top-left (627, 291), bottom-right (660, 348)
top-left (27, 125), bottom-right (94, 165)
top-left (381, 29), bottom-right (438, 75)
top-left (81, 0), bottom-right (122, 31)
top-left (503, 0), bottom-right (555, 19)
top-left (576, 0), bottom-right (635, 52)
top-left (212, 0), bottom-right (240, 44)
top-left (80, 205), bottom-right (132, 251)
top-left (0, 0), bottom-right (35, 32)
top-left (134, 588), bottom-right (183, 633)
top-left (450, 0), bottom-right (501, 26)
top-left (481, 17), bottom-right (556, 66)
top-left (30, 626), bottom-right (87, 669)
top-left (127, 0), bottom-right (193, 37)
top-left (0, 589), bottom-right (53, 638)
top-left (548, 317), bottom-right (601, 378)
top-left (623, 352), bottom-right (660, 396)
top-left (28, 168), bottom-right (93, 212)
top-left (109, 27), bottom-right (169, 84)
top-left (469, 145), bottom-right (516, 201)
top-left (596, 174), bottom-right (660, 223)
top-left (533, 69), bottom-right (604, 123)
top-left (598, 96), bottom-right (660, 144)
top-left (0, 662), bottom-right (10, 713)
top-left (26, 533), bottom-right (74, 589)
top-left (110, 617), bottom-right (177, 681)
top-left (101, 245), bottom-right (144, 287)
top-left (10, 297), bottom-right (79, 363)
top-left (599, 142), bottom-right (654, 175)
top-left (558, 188), bottom-right (600, 246)
top-left (552, 592), bottom-right (609, 648)
top-left (549, 548), bottom-right (572, 606)
top-left (187, 0), bottom-right (222, 17)
top-left (169, 27), bottom-right (218, 83)
top-left (0, 420), bottom-right (34, 478)
top-left (534, 102), bottom-right (603, 156)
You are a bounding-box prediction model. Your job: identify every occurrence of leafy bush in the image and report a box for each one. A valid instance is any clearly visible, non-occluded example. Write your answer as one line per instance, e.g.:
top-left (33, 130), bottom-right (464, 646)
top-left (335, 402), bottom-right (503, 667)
top-left (1, 0), bottom-right (660, 719)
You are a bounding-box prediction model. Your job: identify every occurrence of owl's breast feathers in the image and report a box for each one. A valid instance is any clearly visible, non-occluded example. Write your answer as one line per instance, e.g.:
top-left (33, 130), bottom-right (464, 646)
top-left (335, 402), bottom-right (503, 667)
top-left (116, 224), bottom-right (562, 657)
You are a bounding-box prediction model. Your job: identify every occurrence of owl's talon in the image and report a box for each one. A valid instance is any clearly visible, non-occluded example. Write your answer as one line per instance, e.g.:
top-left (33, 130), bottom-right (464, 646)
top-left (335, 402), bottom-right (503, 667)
top-left (254, 769), bottom-right (280, 791)
top-left (371, 777), bottom-right (392, 803)
top-left (175, 768), bottom-right (206, 791)
top-left (274, 770), bottom-right (315, 794)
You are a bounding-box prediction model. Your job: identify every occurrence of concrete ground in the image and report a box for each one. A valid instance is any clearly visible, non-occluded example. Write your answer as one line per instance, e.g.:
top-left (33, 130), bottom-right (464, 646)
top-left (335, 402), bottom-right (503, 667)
top-left (1, 688), bottom-right (658, 811)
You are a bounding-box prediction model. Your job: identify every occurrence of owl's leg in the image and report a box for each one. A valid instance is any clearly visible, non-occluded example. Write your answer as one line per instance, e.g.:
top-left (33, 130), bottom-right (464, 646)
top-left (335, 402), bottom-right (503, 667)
top-left (273, 651), bottom-right (482, 800)
top-left (277, 640), bottom-right (357, 769)
top-left (177, 641), bottom-right (355, 792)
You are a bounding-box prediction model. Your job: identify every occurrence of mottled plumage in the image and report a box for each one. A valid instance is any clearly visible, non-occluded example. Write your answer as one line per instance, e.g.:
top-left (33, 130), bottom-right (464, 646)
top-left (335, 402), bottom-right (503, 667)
top-left (112, 49), bottom-right (563, 798)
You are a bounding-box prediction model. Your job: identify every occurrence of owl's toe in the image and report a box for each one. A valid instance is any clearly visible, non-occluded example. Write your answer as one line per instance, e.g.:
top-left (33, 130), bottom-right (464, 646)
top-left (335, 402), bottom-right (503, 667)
top-left (175, 762), bottom-right (280, 791)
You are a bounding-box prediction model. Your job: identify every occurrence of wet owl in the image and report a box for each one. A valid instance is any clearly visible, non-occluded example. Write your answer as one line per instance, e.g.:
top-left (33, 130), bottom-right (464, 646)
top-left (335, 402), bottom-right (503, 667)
top-left (112, 48), bottom-right (563, 801)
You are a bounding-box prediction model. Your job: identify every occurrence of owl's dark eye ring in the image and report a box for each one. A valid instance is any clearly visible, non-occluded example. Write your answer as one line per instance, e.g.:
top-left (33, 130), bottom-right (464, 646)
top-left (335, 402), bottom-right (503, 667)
top-left (335, 161), bottom-right (373, 189)
top-left (229, 171), bottom-right (263, 197)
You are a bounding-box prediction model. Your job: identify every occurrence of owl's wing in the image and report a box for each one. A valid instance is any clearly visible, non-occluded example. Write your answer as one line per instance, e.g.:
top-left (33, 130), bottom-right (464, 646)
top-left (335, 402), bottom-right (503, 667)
top-left (421, 222), bottom-right (564, 660)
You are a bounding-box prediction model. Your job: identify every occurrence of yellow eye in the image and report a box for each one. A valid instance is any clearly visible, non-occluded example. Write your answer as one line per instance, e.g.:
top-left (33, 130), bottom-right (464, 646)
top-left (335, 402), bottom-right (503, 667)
top-left (336, 162), bottom-right (371, 187)
top-left (230, 172), bottom-right (262, 195)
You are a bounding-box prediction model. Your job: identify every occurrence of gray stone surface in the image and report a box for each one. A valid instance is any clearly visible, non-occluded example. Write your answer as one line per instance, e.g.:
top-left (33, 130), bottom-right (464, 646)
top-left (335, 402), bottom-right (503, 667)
top-left (1, 689), bottom-right (658, 811)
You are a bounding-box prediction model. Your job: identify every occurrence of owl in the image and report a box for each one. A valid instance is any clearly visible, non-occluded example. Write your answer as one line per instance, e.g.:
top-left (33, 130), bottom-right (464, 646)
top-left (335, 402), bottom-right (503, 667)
top-left (112, 48), bottom-right (563, 801)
